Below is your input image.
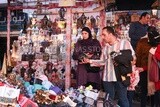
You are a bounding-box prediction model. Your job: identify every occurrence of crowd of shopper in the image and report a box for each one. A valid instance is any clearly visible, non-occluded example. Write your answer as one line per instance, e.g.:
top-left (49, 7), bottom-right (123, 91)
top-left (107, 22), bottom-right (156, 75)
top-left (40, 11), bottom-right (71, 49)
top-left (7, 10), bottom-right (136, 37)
top-left (72, 12), bottom-right (160, 107)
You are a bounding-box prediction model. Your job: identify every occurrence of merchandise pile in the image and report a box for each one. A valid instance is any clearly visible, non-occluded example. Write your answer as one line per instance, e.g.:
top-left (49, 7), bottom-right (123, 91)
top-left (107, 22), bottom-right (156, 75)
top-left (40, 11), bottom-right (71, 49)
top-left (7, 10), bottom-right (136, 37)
top-left (0, 65), bottom-right (117, 107)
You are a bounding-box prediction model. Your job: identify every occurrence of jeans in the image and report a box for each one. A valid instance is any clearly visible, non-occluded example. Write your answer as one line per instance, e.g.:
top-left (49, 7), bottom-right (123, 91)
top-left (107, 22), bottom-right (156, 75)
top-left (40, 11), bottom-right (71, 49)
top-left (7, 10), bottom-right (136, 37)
top-left (127, 91), bottom-right (135, 107)
top-left (103, 81), bottom-right (129, 107)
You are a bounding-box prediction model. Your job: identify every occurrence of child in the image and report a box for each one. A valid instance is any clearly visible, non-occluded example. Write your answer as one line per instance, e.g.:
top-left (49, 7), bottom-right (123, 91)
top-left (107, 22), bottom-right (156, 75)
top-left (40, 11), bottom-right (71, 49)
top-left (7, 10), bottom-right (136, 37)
top-left (127, 61), bottom-right (140, 107)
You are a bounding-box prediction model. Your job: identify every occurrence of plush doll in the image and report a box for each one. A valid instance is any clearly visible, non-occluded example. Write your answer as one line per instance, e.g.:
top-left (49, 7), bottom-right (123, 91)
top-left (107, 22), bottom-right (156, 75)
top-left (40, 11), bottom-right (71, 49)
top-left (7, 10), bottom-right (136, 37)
top-left (51, 71), bottom-right (65, 91)
top-left (7, 72), bottom-right (17, 86)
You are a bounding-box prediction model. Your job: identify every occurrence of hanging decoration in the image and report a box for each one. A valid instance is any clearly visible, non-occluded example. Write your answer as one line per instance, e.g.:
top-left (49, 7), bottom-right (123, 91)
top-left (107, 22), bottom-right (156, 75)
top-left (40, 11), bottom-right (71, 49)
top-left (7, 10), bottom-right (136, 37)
top-left (73, 12), bottom-right (79, 22)
top-left (58, 7), bottom-right (67, 29)
top-left (58, 7), bottom-right (66, 21)
top-left (77, 13), bottom-right (87, 29)
top-left (152, 9), bottom-right (158, 17)
top-left (33, 11), bottom-right (37, 18)
top-left (41, 15), bottom-right (52, 30)
top-left (36, 0), bottom-right (42, 14)
top-left (152, 0), bottom-right (160, 9)
top-left (93, 0), bottom-right (105, 11)
top-left (105, 3), bottom-right (117, 12)
top-left (57, 21), bottom-right (66, 29)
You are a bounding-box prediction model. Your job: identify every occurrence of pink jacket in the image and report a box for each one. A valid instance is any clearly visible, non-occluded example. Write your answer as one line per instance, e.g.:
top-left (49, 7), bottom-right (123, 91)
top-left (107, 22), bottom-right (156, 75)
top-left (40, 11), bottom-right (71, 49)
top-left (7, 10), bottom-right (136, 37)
top-left (155, 44), bottom-right (160, 60)
top-left (154, 44), bottom-right (160, 91)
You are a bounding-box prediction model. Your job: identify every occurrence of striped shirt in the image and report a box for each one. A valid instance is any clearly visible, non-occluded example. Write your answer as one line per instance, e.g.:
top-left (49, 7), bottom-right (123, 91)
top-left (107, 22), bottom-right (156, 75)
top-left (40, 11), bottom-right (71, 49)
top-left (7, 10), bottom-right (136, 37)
top-left (90, 39), bottom-right (135, 82)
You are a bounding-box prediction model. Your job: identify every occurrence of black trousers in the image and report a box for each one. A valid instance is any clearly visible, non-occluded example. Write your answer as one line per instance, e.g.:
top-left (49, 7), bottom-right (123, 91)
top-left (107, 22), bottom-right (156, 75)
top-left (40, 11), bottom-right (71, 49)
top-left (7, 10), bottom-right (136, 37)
top-left (139, 71), bottom-right (147, 107)
top-left (154, 91), bottom-right (160, 107)
top-left (140, 71), bottom-right (155, 107)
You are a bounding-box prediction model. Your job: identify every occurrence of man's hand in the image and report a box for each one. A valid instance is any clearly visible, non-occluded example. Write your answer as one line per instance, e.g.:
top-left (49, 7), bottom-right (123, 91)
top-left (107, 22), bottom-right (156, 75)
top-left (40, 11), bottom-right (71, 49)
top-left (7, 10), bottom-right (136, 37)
top-left (81, 57), bottom-right (90, 63)
top-left (136, 67), bottom-right (144, 72)
top-left (112, 60), bottom-right (118, 66)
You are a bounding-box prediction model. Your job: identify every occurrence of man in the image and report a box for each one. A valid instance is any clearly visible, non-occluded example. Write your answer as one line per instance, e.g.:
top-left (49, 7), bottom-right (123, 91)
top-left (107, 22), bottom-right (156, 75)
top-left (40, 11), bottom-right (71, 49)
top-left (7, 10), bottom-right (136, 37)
top-left (129, 12), bottom-right (150, 50)
top-left (85, 26), bottom-right (135, 107)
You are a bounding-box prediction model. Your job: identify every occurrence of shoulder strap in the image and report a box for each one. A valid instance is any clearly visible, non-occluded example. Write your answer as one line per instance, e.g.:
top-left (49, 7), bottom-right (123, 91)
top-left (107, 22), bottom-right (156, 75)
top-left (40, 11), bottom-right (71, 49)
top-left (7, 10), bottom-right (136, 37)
top-left (120, 40), bottom-right (126, 50)
top-left (153, 55), bottom-right (160, 68)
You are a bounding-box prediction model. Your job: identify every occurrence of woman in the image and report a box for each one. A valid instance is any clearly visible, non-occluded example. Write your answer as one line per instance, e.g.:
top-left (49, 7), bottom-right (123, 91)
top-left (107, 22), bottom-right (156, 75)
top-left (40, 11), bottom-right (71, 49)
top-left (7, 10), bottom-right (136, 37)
top-left (72, 27), bottom-right (102, 90)
top-left (147, 26), bottom-right (160, 107)
top-left (136, 26), bottom-right (159, 107)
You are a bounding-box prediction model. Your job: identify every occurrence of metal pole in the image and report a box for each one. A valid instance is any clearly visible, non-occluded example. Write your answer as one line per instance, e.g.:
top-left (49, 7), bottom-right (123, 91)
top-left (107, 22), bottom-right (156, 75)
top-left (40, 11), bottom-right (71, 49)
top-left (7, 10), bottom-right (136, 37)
top-left (65, 7), bottom-right (72, 89)
top-left (158, 0), bottom-right (160, 18)
top-left (100, 9), bottom-right (106, 33)
top-left (7, 0), bottom-right (11, 64)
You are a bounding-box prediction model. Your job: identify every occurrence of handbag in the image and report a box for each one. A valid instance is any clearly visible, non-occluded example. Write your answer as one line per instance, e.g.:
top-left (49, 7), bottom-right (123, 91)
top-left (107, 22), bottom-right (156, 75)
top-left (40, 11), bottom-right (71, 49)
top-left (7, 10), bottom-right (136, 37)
top-left (149, 55), bottom-right (160, 82)
top-left (103, 94), bottom-right (118, 107)
top-left (85, 63), bottom-right (100, 73)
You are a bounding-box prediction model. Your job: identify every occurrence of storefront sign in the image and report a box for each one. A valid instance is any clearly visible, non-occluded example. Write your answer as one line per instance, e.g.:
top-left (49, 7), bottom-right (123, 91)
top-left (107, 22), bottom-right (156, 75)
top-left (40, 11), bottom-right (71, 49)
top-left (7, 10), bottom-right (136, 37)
top-left (0, 9), bottom-right (28, 31)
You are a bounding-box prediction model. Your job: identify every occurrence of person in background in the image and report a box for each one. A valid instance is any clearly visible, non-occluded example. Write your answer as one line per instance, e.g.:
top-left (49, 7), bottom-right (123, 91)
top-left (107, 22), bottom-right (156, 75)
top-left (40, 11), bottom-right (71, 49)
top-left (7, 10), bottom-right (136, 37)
top-left (147, 26), bottom-right (160, 107)
top-left (84, 26), bottom-right (136, 107)
top-left (129, 12), bottom-right (150, 50)
top-left (72, 27), bottom-right (102, 90)
top-left (152, 44), bottom-right (160, 107)
top-left (136, 26), bottom-right (158, 107)
top-left (114, 24), bottom-right (121, 38)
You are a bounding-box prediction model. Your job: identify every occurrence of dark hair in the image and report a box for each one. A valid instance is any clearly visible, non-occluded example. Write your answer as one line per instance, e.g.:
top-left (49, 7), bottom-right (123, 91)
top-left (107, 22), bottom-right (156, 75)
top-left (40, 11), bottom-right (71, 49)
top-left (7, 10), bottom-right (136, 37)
top-left (82, 27), bottom-right (92, 39)
top-left (140, 12), bottom-right (149, 20)
top-left (148, 26), bottom-right (160, 47)
top-left (103, 26), bottom-right (115, 36)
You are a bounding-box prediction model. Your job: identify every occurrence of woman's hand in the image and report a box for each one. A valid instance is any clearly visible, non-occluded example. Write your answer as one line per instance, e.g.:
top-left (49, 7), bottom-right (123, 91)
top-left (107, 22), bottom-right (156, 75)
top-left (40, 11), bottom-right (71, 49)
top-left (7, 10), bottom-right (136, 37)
top-left (85, 53), bottom-right (93, 58)
top-left (136, 67), bottom-right (144, 72)
top-left (148, 81), bottom-right (155, 96)
top-left (131, 60), bottom-right (136, 65)
top-left (82, 57), bottom-right (90, 63)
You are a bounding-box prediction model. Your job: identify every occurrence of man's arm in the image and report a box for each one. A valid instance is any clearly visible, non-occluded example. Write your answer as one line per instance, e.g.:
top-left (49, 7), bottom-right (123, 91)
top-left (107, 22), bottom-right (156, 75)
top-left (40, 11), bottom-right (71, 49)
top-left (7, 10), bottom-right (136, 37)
top-left (129, 22), bottom-right (136, 39)
top-left (89, 48), bottom-right (106, 66)
top-left (129, 22), bottom-right (140, 41)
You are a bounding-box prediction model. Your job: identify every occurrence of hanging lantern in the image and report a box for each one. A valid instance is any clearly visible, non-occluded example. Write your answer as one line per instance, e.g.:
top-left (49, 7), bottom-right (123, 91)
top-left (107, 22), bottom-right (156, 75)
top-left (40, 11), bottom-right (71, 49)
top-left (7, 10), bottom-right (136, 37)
top-left (42, 15), bottom-right (49, 25)
top-left (57, 20), bottom-right (66, 29)
top-left (73, 12), bottom-right (79, 21)
top-left (11, 11), bottom-right (14, 16)
top-left (36, 0), bottom-right (42, 14)
top-left (32, 11), bottom-right (37, 18)
top-left (58, 7), bottom-right (66, 21)
top-left (152, 9), bottom-right (158, 17)
top-left (81, 13), bottom-right (87, 27)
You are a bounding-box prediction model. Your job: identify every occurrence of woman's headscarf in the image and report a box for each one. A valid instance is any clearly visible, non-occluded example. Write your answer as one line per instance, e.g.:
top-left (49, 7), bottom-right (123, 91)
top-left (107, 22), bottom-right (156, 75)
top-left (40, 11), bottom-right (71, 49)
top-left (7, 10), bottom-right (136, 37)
top-left (148, 26), bottom-right (160, 47)
top-left (82, 27), bottom-right (92, 39)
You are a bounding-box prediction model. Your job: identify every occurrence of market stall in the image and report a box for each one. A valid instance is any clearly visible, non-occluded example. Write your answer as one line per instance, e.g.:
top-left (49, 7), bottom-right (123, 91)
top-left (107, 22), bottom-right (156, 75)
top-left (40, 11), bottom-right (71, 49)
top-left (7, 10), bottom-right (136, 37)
top-left (1, 0), bottom-right (159, 106)
top-left (0, 0), bottom-right (108, 106)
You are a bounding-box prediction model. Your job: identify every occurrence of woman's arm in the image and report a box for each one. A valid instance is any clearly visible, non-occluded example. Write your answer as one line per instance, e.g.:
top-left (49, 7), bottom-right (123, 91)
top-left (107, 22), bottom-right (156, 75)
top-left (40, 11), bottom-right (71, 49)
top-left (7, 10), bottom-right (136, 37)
top-left (72, 41), bottom-right (83, 61)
